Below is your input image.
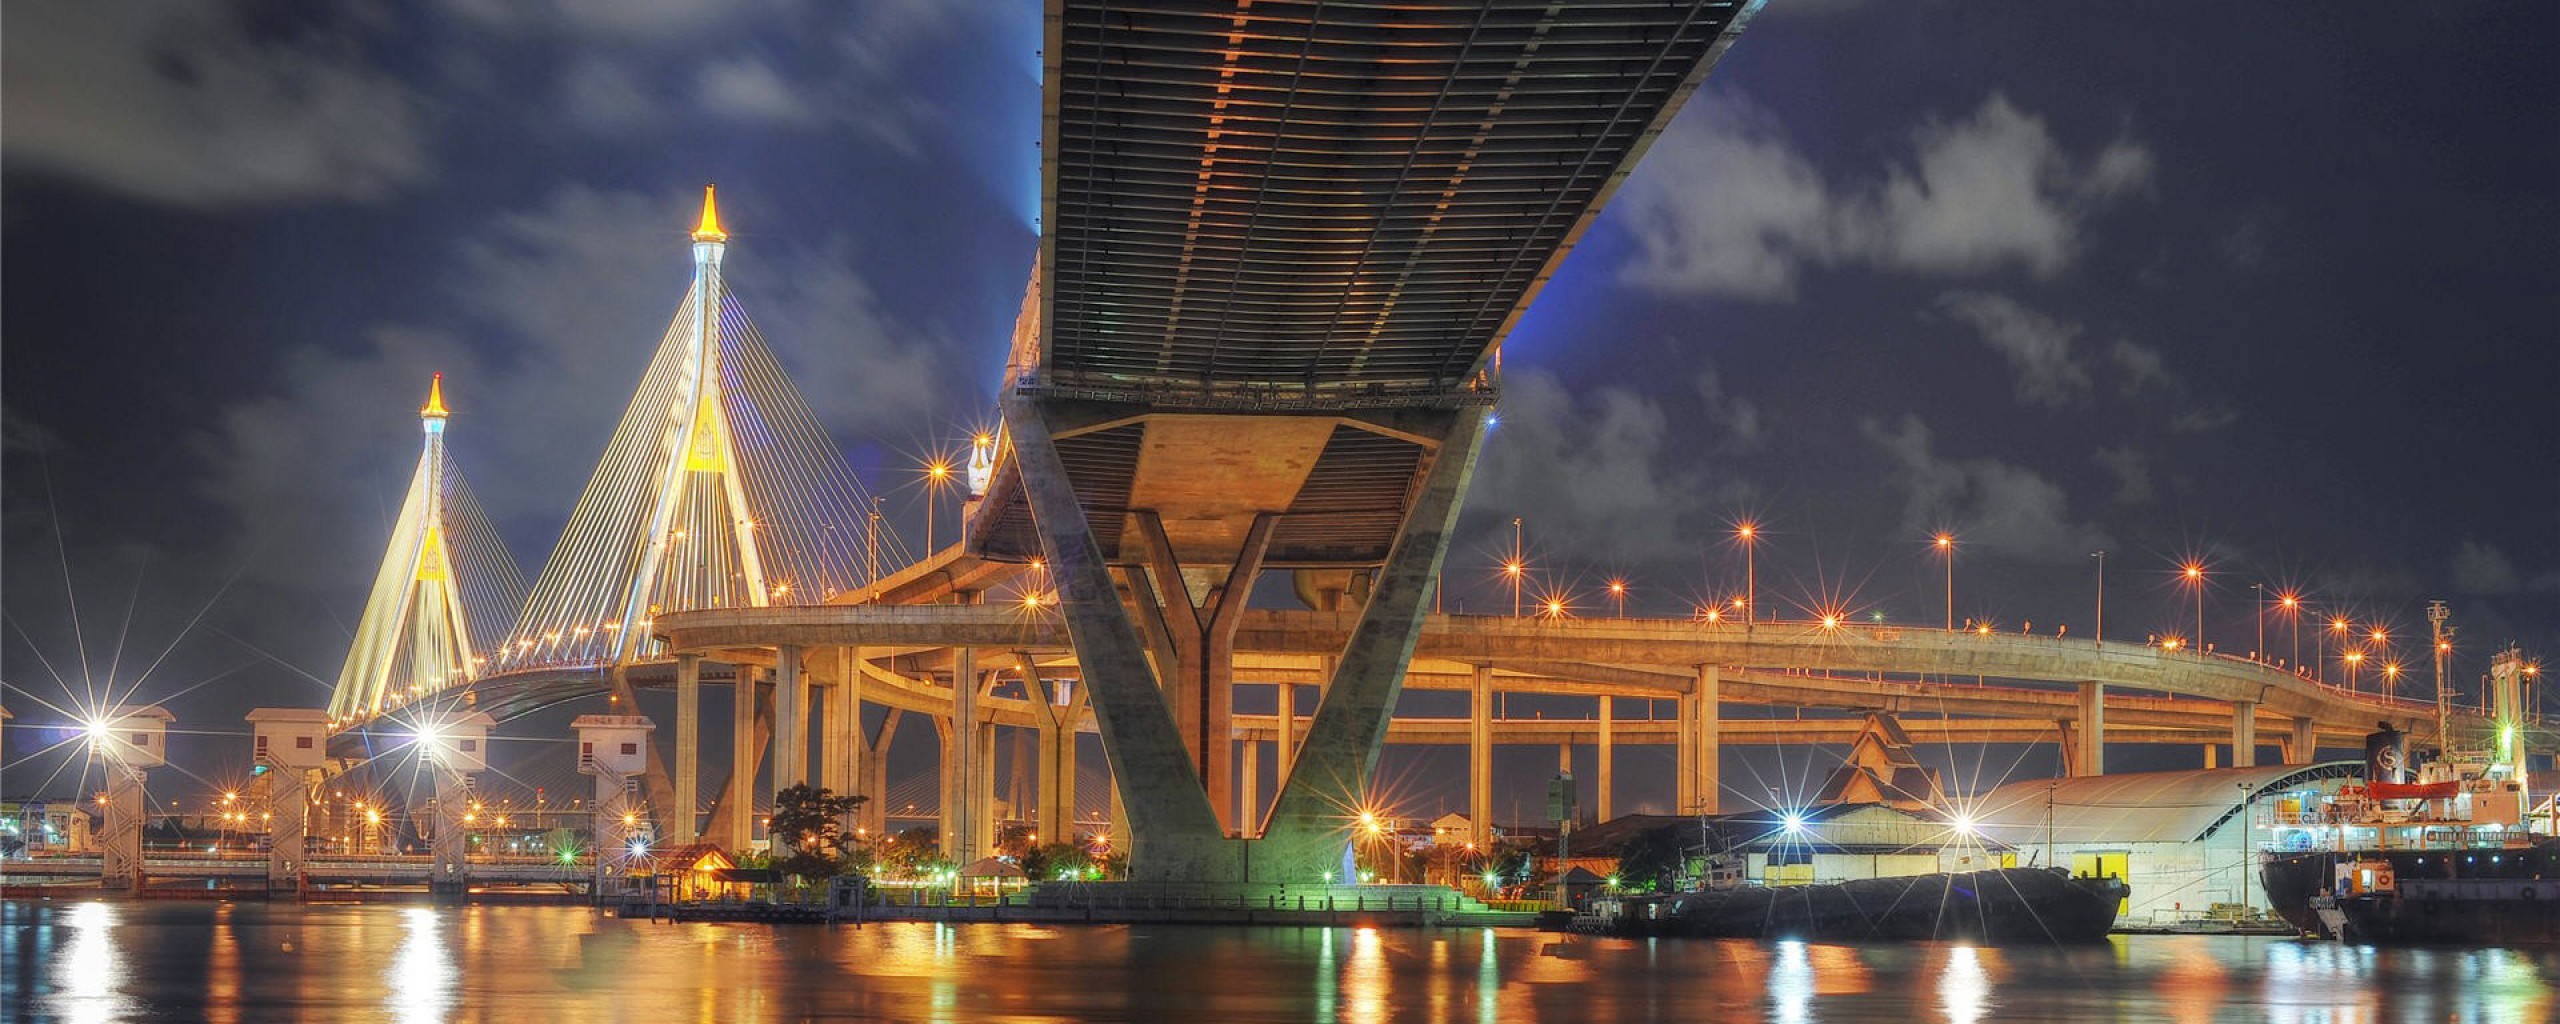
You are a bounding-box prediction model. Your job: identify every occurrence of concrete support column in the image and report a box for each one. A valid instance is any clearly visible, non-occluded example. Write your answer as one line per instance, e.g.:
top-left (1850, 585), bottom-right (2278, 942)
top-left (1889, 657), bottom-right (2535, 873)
top-left (1238, 740), bottom-right (1260, 838)
top-left (2231, 700), bottom-right (2258, 768)
top-left (862, 709), bottom-right (899, 838)
top-left (2289, 716), bottom-right (2317, 766)
top-left (1470, 664), bottom-right (1494, 847)
top-left (1681, 666), bottom-right (1721, 814)
top-left (1274, 682), bottom-right (1296, 789)
top-left (1597, 696), bottom-right (1615, 823)
top-left (1130, 510), bottom-right (1274, 835)
top-left (773, 645), bottom-right (807, 795)
top-left (1002, 395), bottom-right (1229, 880)
top-left (943, 648), bottom-right (980, 863)
top-left (2076, 681), bottom-right (2106, 777)
top-left (971, 711), bottom-right (999, 856)
top-left (674, 653), bottom-right (702, 843)
top-left (1262, 408), bottom-right (1488, 881)
top-left (100, 767), bottom-right (146, 891)
top-left (726, 667), bottom-right (758, 850)
top-left (821, 648), bottom-right (858, 797)
top-left (2204, 745), bottom-right (2219, 769)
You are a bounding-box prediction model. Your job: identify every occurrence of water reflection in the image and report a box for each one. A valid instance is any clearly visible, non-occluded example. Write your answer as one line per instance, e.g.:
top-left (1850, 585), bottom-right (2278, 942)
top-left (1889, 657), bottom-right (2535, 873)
top-left (1937, 945), bottom-right (1990, 1024)
top-left (8, 901), bottom-right (2560, 1022)
top-left (388, 906), bottom-right (455, 1023)
top-left (49, 902), bottom-right (131, 1024)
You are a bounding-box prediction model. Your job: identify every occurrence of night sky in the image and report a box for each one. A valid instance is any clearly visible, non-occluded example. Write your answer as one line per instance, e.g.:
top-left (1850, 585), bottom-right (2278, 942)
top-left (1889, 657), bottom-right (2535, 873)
top-left (5, 2), bottom-right (2554, 820)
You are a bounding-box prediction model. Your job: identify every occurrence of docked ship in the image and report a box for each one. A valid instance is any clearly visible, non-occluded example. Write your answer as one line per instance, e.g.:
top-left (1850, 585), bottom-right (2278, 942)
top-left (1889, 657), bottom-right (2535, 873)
top-left (1572, 867), bottom-right (2129, 943)
top-left (2259, 658), bottom-right (2558, 946)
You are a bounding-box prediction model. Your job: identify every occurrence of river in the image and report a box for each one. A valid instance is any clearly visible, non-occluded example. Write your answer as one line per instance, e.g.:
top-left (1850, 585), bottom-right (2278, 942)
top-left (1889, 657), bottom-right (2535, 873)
top-left (5, 900), bottom-right (2554, 1022)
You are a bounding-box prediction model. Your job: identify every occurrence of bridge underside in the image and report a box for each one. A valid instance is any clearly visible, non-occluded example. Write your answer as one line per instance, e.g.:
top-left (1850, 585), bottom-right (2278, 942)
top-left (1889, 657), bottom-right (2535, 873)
top-left (968, 0), bottom-right (1769, 884)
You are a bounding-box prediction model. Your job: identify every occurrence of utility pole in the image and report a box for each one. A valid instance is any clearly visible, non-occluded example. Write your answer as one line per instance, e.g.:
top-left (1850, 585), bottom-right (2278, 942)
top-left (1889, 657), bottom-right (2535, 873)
top-left (2253, 583), bottom-right (2266, 661)
top-left (867, 497), bottom-right (883, 593)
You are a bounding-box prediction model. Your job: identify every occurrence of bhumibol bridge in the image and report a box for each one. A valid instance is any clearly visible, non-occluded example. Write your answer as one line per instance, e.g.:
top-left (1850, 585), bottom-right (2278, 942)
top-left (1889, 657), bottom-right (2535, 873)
top-left (312, 0), bottom-right (2548, 888)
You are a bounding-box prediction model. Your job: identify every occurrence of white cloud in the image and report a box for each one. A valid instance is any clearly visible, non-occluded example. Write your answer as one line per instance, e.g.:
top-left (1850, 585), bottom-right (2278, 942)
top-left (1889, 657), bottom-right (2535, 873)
top-left (695, 56), bottom-right (818, 126)
top-left (1, 4), bottom-right (429, 207)
top-left (1861, 414), bottom-right (2110, 562)
top-left (1936, 292), bottom-right (2091, 408)
top-left (1618, 92), bottom-right (2153, 298)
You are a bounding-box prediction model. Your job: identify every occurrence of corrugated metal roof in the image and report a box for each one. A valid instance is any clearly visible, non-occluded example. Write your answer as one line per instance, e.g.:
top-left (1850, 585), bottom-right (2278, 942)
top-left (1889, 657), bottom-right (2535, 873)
top-left (1971, 762), bottom-right (2360, 846)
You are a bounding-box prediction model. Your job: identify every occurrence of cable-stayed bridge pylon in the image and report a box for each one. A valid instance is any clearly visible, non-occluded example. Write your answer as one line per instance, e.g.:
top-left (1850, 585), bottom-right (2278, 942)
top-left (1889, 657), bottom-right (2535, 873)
top-left (498, 186), bottom-right (892, 675)
top-left (329, 375), bottom-right (528, 721)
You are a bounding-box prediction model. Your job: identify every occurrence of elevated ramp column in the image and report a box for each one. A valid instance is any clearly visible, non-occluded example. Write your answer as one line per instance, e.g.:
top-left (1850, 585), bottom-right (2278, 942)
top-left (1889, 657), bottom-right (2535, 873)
top-left (2231, 700), bottom-right (2258, 768)
top-left (1470, 665), bottom-right (1494, 847)
top-left (2076, 681), bottom-right (2106, 777)
top-left (674, 654), bottom-right (701, 843)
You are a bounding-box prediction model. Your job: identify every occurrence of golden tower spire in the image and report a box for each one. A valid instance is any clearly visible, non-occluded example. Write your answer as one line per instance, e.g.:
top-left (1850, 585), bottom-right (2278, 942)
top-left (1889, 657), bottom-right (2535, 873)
top-left (422, 372), bottom-right (449, 420)
top-left (692, 185), bottom-right (727, 243)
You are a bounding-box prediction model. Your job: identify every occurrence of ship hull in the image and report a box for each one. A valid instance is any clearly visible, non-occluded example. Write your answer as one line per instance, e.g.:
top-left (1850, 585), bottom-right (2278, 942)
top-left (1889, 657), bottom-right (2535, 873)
top-left (1580, 868), bottom-right (2125, 944)
top-left (2261, 841), bottom-right (2560, 946)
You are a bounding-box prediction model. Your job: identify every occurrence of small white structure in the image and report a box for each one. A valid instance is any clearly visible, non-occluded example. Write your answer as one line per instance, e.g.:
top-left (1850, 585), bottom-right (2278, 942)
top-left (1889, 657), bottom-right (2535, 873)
top-left (413, 710), bottom-right (496, 901)
top-left (574, 714), bottom-right (655, 896)
top-left (91, 706), bottom-right (174, 890)
top-left (1973, 762), bottom-right (2359, 924)
top-left (246, 708), bottom-right (332, 894)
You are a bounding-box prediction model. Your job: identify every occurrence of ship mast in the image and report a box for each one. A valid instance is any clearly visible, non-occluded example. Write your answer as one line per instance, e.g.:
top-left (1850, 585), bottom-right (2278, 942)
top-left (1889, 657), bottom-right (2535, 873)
top-left (2428, 600), bottom-right (2454, 750)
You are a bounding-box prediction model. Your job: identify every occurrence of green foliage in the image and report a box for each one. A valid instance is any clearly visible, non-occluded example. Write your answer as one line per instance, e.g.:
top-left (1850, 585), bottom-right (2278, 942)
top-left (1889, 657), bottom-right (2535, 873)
top-left (767, 782), bottom-right (866, 880)
top-left (1614, 824), bottom-right (1688, 894)
top-left (1018, 842), bottom-right (1093, 881)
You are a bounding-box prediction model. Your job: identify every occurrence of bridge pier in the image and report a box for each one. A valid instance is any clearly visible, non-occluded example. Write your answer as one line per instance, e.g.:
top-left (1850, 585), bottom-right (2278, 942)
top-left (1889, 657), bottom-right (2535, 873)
top-left (674, 654), bottom-right (701, 843)
top-left (1597, 696), bottom-right (1616, 823)
top-left (2231, 700), bottom-right (2258, 768)
top-left (1470, 665), bottom-right (1494, 847)
top-left (1023, 656), bottom-right (1086, 844)
top-left (2288, 715), bottom-right (2317, 765)
top-left (773, 644), bottom-right (808, 798)
top-left (937, 649), bottom-right (991, 866)
top-left (723, 667), bottom-right (763, 851)
top-left (821, 647), bottom-right (863, 837)
top-left (248, 709), bottom-right (329, 897)
top-left (1128, 509), bottom-right (1272, 834)
top-left (2075, 681), bottom-right (2106, 776)
top-left (1678, 667), bottom-right (1721, 814)
top-left (862, 710), bottom-right (899, 838)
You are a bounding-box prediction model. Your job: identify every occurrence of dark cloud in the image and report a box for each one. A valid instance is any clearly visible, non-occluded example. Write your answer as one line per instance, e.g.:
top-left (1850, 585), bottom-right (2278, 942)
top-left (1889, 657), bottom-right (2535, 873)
top-left (1861, 414), bottom-right (2111, 563)
top-left (1467, 369), bottom-right (1752, 565)
top-left (1, 3), bottom-right (428, 207)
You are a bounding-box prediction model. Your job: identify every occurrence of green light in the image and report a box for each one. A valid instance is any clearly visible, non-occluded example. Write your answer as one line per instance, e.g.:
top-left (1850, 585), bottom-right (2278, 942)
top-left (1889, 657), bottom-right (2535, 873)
top-left (559, 849), bottom-right (576, 865)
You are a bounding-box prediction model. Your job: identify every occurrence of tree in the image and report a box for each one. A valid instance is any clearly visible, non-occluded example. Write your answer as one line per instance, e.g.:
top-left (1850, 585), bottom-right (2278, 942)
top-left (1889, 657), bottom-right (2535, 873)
top-left (1019, 842), bottom-right (1093, 882)
top-left (767, 783), bottom-right (866, 881)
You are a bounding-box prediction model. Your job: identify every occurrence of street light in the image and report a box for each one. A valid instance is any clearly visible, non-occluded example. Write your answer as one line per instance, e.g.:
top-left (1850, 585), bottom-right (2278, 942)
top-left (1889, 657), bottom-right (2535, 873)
top-left (1607, 578), bottom-right (1628, 618)
top-left (1505, 517), bottom-right (1527, 617)
top-left (2179, 561), bottom-right (2208, 651)
top-left (922, 457), bottom-right (955, 553)
top-left (1734, 521), bottom-right (1759, 631)
top-left (1934, 533), bottom-right (1956, 632)
top-left (2345, 649), bottom-right (2365, 692)
top-left (2278, 592), bottom-right (2302, 672)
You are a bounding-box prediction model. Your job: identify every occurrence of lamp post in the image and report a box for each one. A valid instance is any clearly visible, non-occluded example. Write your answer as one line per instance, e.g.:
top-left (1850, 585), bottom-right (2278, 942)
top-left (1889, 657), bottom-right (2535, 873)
top-left (2090, 551), bottom-right (2107, 648)
top-left (2345, 650), bottom-right (2365, 693)
top-left (2279, 592), bottom-right (2302, 673)
top-left (923, 457), bottom-right (953, 553)
top-left (1934, 533), bottom-right (1956, 633)
top-left (1506, 517), bottom-right (1526, 618)
top-left (1735, 521), bottom-right (1759, 631)
top-left (2181, 561), bottom-right (2207, 652)
top-left (2326, 617), bottom-right (2352, 686)
top-left (2252, 583), bottom-right (2266, 662)
top-left (1607, 578), bottom-right (1628, 618)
